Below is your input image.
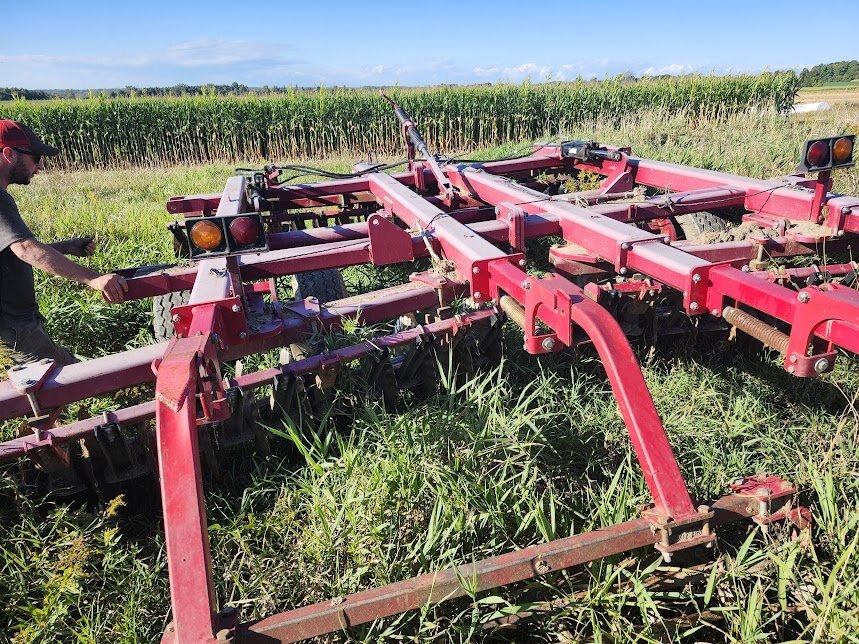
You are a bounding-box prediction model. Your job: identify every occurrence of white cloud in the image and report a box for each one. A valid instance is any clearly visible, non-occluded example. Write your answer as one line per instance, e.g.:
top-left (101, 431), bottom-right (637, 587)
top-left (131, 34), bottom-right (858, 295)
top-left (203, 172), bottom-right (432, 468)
top-left (639, 63), bottom-right (696, 76)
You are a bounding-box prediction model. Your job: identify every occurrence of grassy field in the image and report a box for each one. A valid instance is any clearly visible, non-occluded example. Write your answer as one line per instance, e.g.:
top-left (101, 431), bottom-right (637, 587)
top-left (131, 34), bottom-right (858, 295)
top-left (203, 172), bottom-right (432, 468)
top-left (1, 105), bottom-right (858, 642)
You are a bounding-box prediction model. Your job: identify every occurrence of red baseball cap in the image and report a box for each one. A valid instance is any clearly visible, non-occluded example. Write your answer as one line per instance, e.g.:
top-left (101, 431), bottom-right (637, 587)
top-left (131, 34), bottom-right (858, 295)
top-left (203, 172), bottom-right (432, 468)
top-left (0, 120), bottom-right (60, 156)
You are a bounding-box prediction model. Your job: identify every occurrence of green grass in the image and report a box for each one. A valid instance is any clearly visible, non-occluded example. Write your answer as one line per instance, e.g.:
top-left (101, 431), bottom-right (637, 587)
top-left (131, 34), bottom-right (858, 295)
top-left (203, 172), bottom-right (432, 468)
top-left (1, 104), bottom-right (858, 642)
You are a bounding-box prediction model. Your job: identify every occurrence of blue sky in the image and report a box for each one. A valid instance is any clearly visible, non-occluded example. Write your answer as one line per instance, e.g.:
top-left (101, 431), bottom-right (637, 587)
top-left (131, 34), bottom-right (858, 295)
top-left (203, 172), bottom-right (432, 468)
top-left (2, 1), bottom-right (857, 89)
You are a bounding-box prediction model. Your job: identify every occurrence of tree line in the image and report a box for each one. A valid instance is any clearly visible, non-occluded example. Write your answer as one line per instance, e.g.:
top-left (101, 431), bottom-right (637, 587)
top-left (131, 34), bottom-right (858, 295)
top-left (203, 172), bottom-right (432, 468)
top-left (798, 60), bottom-right (859, 87)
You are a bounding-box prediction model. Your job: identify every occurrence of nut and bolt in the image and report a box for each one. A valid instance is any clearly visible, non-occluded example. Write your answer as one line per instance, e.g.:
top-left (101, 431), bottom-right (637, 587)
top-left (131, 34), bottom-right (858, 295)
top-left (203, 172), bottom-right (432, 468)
top-left (541, 337), bottom-right (556, 351)
top-left (692, 274), bottom-right (702, 283)
top-left (619, 267), bottom-right (628, 275)
top-left (788, 365), bottom-right (796, 374)
top-left (472, 266), bottom-right (480, 274)
top-left (372, 218), bottom-right (380, 226)
top-left (742, 264), bottom-right (751, 273)
top-left (814, 357), bottom-right (830, 373)
top-left (239, 331), bottom-right (247, 340)
top-left (663, 236), bottom-right (671, 244)
top-left (842, 207), bottom-right (852, 214)
top-left (732, 477), bottom-right (746, 487)
top-left (171, 314), bottom-right (182, 323)
top-left (521, 280), bottom-right (531, 290)
top-left (473, 292), bottom-right (482, 300)
top-left (689, 302), bottom-right (700, 311)
top-left (231, 304), bottom-right (242, 313)
top-left (711, 309), bottom-right (720, 316)
top-left (621, 242), bottom-right (630, 250)
top-left (798, 292), bottom-right (811, 303)
top-left (518, 259), bottom-right (527, 267)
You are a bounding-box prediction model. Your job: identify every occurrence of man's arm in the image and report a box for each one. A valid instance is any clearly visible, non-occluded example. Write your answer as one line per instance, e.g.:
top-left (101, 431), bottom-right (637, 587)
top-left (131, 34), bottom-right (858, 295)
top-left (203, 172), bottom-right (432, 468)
top-left (49, 236), bottom-right (96, 257)
top-left (10, 237), bottom-right (127, 303)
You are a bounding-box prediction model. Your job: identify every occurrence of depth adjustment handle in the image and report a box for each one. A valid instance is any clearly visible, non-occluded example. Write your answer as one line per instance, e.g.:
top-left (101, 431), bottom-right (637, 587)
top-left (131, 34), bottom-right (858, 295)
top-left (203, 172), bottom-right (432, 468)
top-left (381, 91), bottom-right (454, 201)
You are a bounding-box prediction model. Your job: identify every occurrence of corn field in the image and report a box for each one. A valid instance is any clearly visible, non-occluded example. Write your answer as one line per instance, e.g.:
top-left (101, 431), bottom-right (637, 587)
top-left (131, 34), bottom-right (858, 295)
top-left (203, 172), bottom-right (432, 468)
top-left (0, 73), bottom-right (800, 168)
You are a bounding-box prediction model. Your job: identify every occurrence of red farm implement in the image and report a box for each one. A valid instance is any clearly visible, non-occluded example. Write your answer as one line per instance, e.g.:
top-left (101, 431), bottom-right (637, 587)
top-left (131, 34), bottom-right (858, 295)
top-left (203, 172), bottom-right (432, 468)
top-left (0, 96), bottom-right (857, 642)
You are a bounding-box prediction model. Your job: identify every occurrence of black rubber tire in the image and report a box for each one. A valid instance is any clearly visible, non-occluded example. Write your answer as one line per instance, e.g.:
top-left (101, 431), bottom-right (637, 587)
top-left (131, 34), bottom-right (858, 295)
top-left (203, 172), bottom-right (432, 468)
top-left (289, 269), bottom-right (347, 360)
top-left (675, 212), bottom-right (730, 243)
top-left (152, 290), bottom-right (191, 341)
top-left (291, 269), bottom-right (347, 302)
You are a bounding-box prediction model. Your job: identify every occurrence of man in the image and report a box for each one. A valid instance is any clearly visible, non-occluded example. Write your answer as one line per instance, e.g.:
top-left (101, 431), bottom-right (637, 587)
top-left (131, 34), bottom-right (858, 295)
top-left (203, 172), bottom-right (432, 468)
top-left (0, 119), bottom-right (127, 367)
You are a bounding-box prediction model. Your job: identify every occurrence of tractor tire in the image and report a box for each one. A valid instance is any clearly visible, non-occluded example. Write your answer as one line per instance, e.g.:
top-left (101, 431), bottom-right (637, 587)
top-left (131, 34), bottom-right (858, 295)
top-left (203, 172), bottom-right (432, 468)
top-left (289, 269), bottom-right (347, 360)
top-left (152, 290), bottom-right (191, 341)
top-left (675, 212), bottom-right (731, 243)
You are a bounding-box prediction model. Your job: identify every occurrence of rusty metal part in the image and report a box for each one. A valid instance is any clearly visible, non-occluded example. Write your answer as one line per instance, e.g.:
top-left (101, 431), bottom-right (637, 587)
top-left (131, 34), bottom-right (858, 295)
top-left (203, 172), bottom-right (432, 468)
top-left (722, 306), bottom-right (789, 353)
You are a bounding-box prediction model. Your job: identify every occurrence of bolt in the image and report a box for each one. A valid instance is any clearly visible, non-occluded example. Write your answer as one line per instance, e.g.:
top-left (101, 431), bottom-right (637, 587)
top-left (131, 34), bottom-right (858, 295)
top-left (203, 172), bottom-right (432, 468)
top-left (648, 289), bottom-right (657, 297)
top-left (661, 551), bottom-right (673, 564)
top-left (692, 274), bottom-right (702, 283)
top-left (798, 292), bottom-right (810, 303)
top-left (518, 258), bottom-right (527, 267)
top-left (663, 236), bottom-right (671, 244)
top-left (472, 266), bottom-right (480, 274)
top-left (842, 207), bottom-right (851, 214)
top-left (231, 304), bottom-right (242, 313)
top-left (619, 267), bottom-right (628, 275)
top-left (39, 358), bottom-right (52, 365)
top-left (689, 302), bottom-right (700, 311)
top-left (742, 264), bottom-right (751, 273)
top-left (473, 292), bottom-right (482, 300)
top-left (814, 357), bottom-right (830, 373)
top-left (711, 309), bottom-right (720, 316)
top-left (521, 280), bottom-right (531, 290)
top-left (621, 242), bottom-right (630, 250)
top-left (372, 218), bottom-right (380, 226)
top-left (732, 477), bottom-right (745, 487)
top-left (171, 314), bottom-right (181, 323)
top-left (837, 230), bottom-right (846, 237)
top-left (541, 337), bottom-right (556, 351)
top-left (788, 365), bottom-right (796, 374)
top-left (789, 354), bottom-right (797, 363)
top-left (239, 331), bottom-right (247, 340)
top-left (494, 206), bottom-right (500, 216)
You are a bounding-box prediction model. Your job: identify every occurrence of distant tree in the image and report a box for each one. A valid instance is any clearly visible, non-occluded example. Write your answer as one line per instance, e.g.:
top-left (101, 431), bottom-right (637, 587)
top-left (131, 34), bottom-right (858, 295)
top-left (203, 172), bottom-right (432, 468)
top-left (798, 60), bottom-right (859, 86)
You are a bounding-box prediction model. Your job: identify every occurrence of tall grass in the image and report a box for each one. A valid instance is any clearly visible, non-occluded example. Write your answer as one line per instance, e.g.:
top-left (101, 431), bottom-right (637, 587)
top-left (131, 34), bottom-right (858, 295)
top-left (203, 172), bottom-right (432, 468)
top-left (0, 73), bottom-right (800, 168)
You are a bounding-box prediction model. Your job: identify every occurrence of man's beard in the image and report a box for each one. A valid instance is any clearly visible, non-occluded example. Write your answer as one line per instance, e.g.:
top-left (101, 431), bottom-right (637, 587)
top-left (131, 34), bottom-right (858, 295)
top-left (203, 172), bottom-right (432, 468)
top-left (8, 158), bottom-right (31, 185)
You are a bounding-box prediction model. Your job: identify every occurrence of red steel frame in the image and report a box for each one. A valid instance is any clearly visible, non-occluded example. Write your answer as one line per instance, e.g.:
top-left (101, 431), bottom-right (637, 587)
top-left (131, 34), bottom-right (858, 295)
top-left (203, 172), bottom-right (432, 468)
top-left (0, 132), bottom-right (856, 642)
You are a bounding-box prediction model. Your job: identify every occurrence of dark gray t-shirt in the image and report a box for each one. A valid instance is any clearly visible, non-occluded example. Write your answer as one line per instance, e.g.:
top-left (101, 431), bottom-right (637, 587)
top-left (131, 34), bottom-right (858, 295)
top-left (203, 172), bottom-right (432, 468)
top-left (0, 190), bottom-right (39, 325)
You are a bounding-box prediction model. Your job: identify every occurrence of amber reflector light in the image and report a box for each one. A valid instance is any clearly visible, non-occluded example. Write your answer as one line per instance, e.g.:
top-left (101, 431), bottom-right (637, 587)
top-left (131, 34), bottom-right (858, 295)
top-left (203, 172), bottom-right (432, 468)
top-left (833, 137), bottom-right (853, 164)
top-left (190, 220), bottom-right (224, 250)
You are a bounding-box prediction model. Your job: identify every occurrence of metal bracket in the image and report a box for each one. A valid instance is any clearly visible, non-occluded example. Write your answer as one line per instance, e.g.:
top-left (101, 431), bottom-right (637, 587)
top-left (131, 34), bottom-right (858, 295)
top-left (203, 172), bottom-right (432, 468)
top-left (8, 358), bottom-right (56, 419)
top-left (368, 213), bottom-right (414, 265)
top-left (729, 475), bottom-right (800, 531)
top-left (643, 506), bottom-right (716, 563)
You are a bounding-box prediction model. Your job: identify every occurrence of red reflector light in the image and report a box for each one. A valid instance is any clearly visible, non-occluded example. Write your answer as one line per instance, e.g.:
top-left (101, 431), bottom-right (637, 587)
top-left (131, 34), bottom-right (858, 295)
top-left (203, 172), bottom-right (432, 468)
top-left (229, 216), bottom-right (261, 245)
top-left (833, 137), bottom-right (853, 164)
top-left (806, 140), bottom-right (830, 168)
top-left (190, 220), bottom-right (224, 251)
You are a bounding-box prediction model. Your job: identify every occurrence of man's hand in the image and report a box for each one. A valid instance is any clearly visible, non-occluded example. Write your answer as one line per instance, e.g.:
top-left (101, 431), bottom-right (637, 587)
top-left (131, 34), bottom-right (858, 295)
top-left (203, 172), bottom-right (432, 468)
top-left (88, 273), bottom-right (128, 304)
top-left (57, 236), bottom-right (96, 257)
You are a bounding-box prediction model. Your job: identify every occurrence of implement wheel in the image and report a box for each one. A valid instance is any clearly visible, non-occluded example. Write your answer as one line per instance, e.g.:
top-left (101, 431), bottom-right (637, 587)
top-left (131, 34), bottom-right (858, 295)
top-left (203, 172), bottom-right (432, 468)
top-left (674, 211), bottom-right (730, 243)
top-left (152, 290), bottom-right (191, 341)
top-left (289, 269), bottom-right (347, 360)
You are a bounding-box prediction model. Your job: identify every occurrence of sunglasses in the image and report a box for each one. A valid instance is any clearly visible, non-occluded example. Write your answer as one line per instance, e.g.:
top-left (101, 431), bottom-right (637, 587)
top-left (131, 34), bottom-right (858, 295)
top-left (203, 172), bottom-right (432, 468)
top-left (12, 148), bottom-right (43, 164)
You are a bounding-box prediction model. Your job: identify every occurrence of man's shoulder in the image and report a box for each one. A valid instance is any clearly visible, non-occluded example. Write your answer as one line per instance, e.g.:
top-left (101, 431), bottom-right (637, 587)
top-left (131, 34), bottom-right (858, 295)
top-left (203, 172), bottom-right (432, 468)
top-left (0, 189), bottom-right (33, 250)
top-left (0, 189), bottom-right (18, 214)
